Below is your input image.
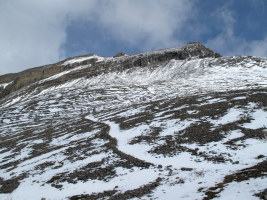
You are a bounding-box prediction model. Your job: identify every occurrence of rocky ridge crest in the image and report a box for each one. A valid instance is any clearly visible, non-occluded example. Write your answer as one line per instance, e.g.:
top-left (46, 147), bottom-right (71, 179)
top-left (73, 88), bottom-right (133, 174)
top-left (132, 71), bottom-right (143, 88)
top-left (0, 42), bottom-right (220, 99)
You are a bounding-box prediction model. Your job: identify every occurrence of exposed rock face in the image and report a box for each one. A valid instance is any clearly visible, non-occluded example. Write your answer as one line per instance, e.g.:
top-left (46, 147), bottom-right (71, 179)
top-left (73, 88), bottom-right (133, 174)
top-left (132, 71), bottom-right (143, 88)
top-left (0, 64), bottom-right (62, 98)
top-left (0, 42), bottom-right (220, 99)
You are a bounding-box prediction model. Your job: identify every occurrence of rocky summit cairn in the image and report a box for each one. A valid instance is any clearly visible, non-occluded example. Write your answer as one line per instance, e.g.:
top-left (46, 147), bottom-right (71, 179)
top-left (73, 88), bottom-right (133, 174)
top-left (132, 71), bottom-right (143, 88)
top-left (113, 52), bottom-right (127, 57)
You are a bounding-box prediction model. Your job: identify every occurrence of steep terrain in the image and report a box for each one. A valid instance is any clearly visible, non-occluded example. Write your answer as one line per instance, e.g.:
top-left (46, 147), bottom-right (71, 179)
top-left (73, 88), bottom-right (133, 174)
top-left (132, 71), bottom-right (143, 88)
top-left (0, 42), bottom-right (267, 200)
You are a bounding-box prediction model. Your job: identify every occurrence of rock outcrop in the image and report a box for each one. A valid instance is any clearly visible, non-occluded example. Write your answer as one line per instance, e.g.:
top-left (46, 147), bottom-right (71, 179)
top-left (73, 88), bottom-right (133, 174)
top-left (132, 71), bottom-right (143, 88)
top-left (0, 42), bottom-right (221, 99)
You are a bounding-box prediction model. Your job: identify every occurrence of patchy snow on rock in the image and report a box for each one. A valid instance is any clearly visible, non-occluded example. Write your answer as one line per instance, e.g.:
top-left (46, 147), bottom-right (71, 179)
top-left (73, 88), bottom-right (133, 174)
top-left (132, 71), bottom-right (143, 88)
top-left (210, 107), bottom-right (244, 126)
top-left (0, 81), bottom-right (13, 89)
top-left (214, 178), bottom-right (267, 200)
top-left (242, 109), bottom-right (267, 129)
top-left (63, 55), bottom-right (105, 66)
top-left (39, 64), bottom-right (91, 83)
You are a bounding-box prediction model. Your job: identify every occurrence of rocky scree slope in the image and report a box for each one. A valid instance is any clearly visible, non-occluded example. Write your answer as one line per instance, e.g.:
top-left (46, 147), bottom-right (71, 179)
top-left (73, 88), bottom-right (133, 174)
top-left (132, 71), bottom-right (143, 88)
top-left (0, 42), bottom-right (267, 200)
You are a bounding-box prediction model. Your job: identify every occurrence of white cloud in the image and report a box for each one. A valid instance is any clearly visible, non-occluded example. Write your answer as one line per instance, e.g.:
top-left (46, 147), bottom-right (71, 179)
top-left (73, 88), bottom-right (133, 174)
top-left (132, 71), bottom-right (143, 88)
top-left (206, 7), bottom-right (267, 57)
top-left (95, 0), bottom-right (194, 50)
top-left (0, 0), bottom-right (195, 75)
top-left (246, 36), bottom-right (267, 57)
top-left (0, 0), bottom-right (97, 75)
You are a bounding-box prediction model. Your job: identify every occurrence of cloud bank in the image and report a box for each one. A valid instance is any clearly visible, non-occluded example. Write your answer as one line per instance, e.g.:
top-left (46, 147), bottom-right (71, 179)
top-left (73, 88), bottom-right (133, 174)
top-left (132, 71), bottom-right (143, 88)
top-left (95, 0), bottom-right (194, 50)
top-left (0, 0), bottom-right (194, 75)
top-left (0, 0), bottom-right (266, 75)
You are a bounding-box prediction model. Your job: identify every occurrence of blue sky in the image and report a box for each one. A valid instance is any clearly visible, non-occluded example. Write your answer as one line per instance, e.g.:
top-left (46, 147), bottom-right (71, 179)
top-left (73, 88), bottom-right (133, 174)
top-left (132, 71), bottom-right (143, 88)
top-left (0, 0), bottom-right (267, 75)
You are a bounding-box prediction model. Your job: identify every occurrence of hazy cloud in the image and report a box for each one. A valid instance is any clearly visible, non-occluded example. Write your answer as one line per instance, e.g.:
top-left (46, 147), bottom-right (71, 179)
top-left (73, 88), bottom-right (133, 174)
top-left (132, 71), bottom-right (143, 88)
top-left (206, 6), bottom-right (267, 57)
top-left (95, 0), bottom-right (194, 50)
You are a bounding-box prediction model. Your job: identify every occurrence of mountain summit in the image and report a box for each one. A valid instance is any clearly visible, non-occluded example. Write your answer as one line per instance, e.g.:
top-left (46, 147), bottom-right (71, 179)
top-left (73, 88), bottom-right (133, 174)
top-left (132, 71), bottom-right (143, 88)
top-left (0, 43), bottom-right (267, 200)
top-left (0, 42), bottom-right (220, 99)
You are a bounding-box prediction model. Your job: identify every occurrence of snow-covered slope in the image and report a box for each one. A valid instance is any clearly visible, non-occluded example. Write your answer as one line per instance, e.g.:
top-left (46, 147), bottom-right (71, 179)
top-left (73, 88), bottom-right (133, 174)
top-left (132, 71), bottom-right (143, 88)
top-left (0, 43), bottom-right (266, 200)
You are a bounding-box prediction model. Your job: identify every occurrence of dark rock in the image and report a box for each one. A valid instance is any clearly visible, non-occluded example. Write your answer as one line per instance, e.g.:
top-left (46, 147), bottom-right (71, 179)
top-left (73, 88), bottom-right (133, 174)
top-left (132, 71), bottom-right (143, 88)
top-left (257, 155), bottom-right (265, 159)
top-left (263, 188), bottom-right (267, 200)
top-left (113, 52), bottom-right (126, 57)
top-left (181, 167), bottom-right (193, 171)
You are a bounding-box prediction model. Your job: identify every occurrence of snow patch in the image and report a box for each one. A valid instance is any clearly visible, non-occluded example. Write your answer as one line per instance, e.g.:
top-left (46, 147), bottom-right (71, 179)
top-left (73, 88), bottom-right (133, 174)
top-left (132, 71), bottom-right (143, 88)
top-left (242, 109), bottom-right (267, 129)
top-left (0, 81), bottom-right (13, 89)
top-left (63, 55), bottom-right (104, 66)
top-left (210, 107), bottom-right (243, 126)
top-left (40, 64), bottom-right (90, 83)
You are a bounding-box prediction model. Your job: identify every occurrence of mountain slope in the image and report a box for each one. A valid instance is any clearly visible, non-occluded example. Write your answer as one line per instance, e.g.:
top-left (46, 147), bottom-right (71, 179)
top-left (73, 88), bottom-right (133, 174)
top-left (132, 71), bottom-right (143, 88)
top-left (0, 42), bottom-right (266, 200)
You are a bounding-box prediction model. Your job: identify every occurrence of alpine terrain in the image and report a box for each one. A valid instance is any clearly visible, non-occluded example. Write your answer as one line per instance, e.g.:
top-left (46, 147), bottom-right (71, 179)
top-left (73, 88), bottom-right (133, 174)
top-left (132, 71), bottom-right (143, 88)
top-left (0, 42), bottom-right (267, 200)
